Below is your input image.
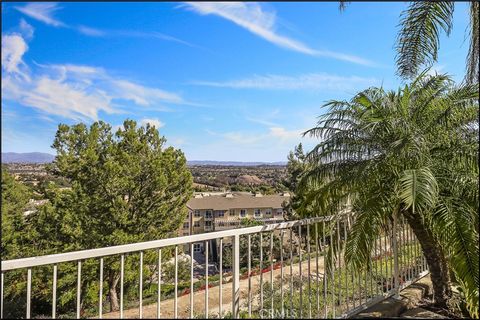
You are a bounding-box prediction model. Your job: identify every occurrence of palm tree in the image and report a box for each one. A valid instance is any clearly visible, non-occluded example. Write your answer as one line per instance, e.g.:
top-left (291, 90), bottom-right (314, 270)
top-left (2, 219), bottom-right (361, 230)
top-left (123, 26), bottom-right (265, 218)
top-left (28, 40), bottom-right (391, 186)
top-left (340, 1), bottom-right (479, 84)
top-left (298, 72), bottom-right (479, 317)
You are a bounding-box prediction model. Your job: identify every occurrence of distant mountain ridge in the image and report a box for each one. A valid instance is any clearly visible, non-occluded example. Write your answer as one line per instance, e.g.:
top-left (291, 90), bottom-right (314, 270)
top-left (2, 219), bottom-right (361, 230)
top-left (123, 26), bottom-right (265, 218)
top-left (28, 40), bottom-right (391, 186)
top-left (187, 160), bottom-right (286, 166)
top-left (1, 153), bottom-right (286, 166)
top-left (2, 152), bottom-right (55, 163)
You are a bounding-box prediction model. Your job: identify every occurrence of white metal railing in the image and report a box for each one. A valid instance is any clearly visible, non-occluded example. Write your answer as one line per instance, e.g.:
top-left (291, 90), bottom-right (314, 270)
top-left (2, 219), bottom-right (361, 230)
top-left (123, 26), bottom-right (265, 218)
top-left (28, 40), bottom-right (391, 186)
top-left (0, 213), bottom-right (428, 319)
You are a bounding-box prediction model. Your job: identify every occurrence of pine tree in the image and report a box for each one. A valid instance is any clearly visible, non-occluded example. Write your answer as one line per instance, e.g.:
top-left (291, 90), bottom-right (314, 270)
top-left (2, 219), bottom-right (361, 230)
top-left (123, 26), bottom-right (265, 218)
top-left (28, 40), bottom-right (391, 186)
top-left (13, 119), bottom-right (193, 315)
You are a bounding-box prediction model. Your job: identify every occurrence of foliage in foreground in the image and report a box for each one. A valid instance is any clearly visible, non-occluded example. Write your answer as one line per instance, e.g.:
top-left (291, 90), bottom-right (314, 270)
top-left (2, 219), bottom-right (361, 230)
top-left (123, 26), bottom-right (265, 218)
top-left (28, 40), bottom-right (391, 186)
top-left (1, 119), bottom-right (193, 318)
top-left (340, 1), bottom-right (479, 83)
top-left (296, 72), bottom-right (479, 317)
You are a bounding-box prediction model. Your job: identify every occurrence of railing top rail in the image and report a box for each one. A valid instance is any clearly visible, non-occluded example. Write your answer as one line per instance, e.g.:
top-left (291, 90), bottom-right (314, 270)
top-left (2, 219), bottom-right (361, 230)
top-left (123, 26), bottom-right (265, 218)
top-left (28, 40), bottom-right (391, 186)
top-left (1, 213), bottom-right (350, 271)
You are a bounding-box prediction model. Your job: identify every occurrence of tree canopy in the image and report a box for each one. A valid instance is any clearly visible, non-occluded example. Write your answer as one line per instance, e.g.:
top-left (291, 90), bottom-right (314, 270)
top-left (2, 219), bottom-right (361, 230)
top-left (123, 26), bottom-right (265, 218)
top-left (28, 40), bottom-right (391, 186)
top-left (46, 119), bottom-right (193, 249)
top-left (2, 119), bottom-right (193, 317)
top-left (1, 168), bottom-right (33, 260)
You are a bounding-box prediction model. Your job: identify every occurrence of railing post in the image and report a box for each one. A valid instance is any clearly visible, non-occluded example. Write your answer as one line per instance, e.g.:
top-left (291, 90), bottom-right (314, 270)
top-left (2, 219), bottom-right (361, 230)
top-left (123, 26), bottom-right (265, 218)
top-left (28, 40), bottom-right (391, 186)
top-left (232, 234), bottom-right (240, 318)
top-left (393, 211), bottom-right (400, 299)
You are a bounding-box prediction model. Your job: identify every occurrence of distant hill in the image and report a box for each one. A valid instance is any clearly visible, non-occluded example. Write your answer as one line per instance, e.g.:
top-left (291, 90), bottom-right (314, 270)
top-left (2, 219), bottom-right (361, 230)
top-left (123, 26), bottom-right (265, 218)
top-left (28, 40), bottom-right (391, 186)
top-left (187, 160), bottom-right (286, 166)
top-left (1, 153), bottom-right (286, 166)
top-left (2, 152), bottom-right (55, 163)
top-left (235, 174), bottom-right (264, 185)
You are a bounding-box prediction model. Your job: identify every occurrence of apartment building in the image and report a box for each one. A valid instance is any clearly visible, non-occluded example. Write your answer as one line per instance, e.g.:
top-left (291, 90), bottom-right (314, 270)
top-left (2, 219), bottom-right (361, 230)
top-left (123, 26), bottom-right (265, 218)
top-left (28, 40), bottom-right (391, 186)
top-left (180, 191), bottom-right (289, 255)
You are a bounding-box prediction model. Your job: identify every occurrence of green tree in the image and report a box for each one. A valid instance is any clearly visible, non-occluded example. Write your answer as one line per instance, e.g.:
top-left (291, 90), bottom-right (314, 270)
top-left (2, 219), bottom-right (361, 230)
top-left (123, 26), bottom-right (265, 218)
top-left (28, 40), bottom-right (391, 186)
top-left (1, 168), bottom-right (33, 259)
top-left (340, 1), bottom-right (479, 83)
top-left (1, 169), bottom-right (36, 317)
top-left (26, 119), bottom-right (193, 313)
top-left (1, 170), bottom-right (60, 318)
top-left (300, 72), bottom-right (479, 316)
top-left (241, 218), bottom-right (282, 268)
top-left (283, 143), bottom-right (307, 192)
top-left (163, 258), bottom-right (191, 283)
top-left (282, 144), bottom-right (310, 220)
top-left (222, 218), bottom-right (282, 270)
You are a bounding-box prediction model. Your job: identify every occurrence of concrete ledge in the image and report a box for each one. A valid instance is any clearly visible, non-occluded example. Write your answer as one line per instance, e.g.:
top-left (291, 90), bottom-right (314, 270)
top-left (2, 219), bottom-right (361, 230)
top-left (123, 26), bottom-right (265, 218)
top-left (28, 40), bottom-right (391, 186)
top-left (400, 307), bottom-right (447, 319)
top-left (399, 276), bottom-right (431, 309)
top-left (354, 298), bottom-right (408, 318)
top-left (352, 275), bottom-right (432, 319)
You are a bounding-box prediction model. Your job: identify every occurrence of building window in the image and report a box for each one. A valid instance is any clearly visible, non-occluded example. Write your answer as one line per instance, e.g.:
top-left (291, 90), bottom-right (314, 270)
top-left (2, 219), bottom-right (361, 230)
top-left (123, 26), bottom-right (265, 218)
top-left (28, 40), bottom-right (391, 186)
top-left (194, 221), bottom-right (201, 227)
top-left (183, 232), bottom-right (189, 236)
top-left (183, 222), bottom-right (189, 229)
top-left (194, 210), bottom-right (201, 217)
top-left (265, 209), bottom-right (272, 215)
top-left (229, 209), bottom-right (235, 216)
top-left (276, 209), bottom-right (283, 215)
top-left (240, 209), bottom-right (247, 217)
top-left (193, 243), bottom-right (202, 252)
top-left (205, 210), bottom-right (213, 219)
top-left (214, 210), bottom-right (225, 217)
top-left (254, 209), bottom-right (261, 217)
top-left (205, 221), bottom-right (213, 230)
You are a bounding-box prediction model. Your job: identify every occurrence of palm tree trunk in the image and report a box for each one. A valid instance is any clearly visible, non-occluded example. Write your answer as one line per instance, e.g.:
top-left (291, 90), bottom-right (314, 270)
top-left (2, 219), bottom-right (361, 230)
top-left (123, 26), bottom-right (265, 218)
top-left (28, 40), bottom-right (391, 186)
top-left (402, 210), bottom-right (451, 307)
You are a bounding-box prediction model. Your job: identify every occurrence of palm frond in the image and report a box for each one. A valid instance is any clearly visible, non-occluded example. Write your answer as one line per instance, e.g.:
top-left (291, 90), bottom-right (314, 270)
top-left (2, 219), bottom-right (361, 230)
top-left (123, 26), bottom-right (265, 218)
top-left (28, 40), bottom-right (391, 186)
top-left (396, 1), bottom-right (454, 79)
top-left (399, 167), bottom-right (438, 213)
top-left (344, 206), bottom-right (388, 271)
top-left (430, 200), bottom-right (479, 317)
top-left (339, 1), bottom-right (350, 12)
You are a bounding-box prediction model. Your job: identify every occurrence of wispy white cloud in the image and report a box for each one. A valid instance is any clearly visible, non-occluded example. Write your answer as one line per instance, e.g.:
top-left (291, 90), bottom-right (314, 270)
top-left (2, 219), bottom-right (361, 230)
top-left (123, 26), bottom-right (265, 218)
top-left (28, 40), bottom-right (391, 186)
top-left (139, 118), bottom-right (165, 129)
top-left (1, 34), bottom-right (30, 80)
top-left (213, 125), bottom-right (314, 145)
top-left (181, 2), bottom-right (374, 66)
top-left (244, 108), bottom-right (281, 127)
top-left (268, 127), bottom-right (304, 140)
top-left (15, 3), bottom-right (99, 36)
top-left (223, 131), bottom-right (264, 144)
top-left (19, 19), bottom-right (35, 39)
top-left (2, 73), bottom-right (114, 120)
top-left (1, 32), bottom-right (193, 121)
top-left (14, 3), bottom-right (200, 49)
top-left (111, 80), bottom-right (184, 106)
top-left (112, 31), bottom-right (197, 48)
top-left (15, 3), bottom-right (65, 27)
top-left (45, 63), bottom-right (104, 76)
top-left (204, 128), bottom-right (217, 136)
top-left (191, 125), bottom-right (317, 162)
top-left (77, 25), bottom-right (105, 37)
top-left (103, 30), bottom-right (204, 50)
top-left (245, 117), bottom-right (278, 127)
top-left (170, 137), bottom-right (186, 146)
top-left (192, 73), bottom-right (379, 92)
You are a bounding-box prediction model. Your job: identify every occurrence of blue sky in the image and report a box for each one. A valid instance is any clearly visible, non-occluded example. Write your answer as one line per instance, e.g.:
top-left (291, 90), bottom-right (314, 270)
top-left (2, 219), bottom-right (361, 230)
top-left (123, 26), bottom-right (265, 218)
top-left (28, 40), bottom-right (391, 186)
top-left (2, 2), bottom-right (470, 162)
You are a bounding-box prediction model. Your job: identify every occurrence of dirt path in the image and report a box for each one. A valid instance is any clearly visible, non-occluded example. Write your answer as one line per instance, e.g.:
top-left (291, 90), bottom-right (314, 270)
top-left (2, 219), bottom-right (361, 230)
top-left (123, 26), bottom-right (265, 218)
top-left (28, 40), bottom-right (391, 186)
top-left (101, 255), bottom-right (326, 319)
